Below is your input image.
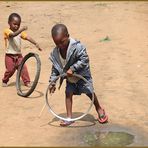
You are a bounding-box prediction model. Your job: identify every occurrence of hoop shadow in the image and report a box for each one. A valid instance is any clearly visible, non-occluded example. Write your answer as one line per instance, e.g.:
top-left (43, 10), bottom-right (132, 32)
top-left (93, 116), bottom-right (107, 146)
top-left (48, 112), bottom-right (96, 128)
top-left (27, 90), bottom-right (44, 99)
top-left (8, 82), bottom-right (44, 99)
top-left (17, 89), bottom-right (44, 99)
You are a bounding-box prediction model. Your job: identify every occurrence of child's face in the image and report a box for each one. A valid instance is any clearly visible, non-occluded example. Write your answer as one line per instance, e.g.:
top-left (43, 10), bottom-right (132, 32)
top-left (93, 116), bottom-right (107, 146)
top-left (52, 33), bottom-right (69, 51)
top-left (9, 17), bottom-right (21, 32)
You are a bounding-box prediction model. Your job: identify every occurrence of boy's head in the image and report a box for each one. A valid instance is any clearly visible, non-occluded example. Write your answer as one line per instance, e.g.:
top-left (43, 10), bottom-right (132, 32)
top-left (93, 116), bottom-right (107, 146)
top-left (51, 24), bottom-right (70, 50)
top-left (8, 13), bottom-right (21, 32)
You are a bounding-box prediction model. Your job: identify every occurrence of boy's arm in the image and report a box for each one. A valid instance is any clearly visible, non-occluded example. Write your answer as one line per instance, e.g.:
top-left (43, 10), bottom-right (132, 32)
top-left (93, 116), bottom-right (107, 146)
top-left (24, 36), bottom-right (42, 51)
top-left (9, 26), bottom-right (27, 38)
top-left (70, 46), bottom-right (89, 73)
top-left (49, 65), bottom-right (59, 84)
top-left (48, 65), bottom-right (59, 94)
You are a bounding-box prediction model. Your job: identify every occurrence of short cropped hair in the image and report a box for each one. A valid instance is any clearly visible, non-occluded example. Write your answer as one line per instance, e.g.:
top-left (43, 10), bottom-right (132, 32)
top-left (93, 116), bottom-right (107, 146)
top-left (8, 13), bottom-right (21, 23)
top-left (51, 24), bottom-right (69, 37)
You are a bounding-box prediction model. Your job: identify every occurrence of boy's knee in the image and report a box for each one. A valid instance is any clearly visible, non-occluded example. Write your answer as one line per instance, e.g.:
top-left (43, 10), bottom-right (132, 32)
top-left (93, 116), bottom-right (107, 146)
top-left (65, 91), bottom-right (73, 98)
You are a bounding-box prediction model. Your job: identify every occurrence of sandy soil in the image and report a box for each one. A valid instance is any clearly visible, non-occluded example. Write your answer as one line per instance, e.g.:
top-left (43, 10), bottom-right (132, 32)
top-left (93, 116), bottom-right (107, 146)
top-left (0, 1), bottom-right (148, 146)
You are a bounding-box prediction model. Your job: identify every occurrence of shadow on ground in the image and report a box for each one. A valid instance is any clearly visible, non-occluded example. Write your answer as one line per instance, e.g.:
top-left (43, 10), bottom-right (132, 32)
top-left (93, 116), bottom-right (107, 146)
top-left (48, 112), bottom-right (96, 128)
top-left (9, 81), bottom-right (44, 99)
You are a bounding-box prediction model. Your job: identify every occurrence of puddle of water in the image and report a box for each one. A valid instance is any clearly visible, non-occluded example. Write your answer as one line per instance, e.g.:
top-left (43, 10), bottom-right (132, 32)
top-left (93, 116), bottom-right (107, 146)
top-left (84, 131), bottom-right (134, 146)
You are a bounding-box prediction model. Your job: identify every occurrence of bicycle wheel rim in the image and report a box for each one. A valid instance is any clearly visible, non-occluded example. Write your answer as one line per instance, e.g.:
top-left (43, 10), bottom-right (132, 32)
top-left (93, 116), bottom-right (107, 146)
top-left (16, 52), bottom-right (41, 97)
top-left (45, 73), bottom-right (94, 122)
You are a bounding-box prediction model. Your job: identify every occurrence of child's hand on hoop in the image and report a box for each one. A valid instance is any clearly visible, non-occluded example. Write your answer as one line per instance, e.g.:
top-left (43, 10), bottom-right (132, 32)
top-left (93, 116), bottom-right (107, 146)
top-left (66, 68), bottom-right (73, 77)
top-left (49, 84), bottom-right (56, 94)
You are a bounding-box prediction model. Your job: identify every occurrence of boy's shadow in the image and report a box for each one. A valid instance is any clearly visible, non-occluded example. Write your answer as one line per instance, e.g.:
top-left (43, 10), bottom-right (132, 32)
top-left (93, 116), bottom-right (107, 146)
top-left (8, 82), bottom-right (44, 99)
top-left (48, 112), bottom-right (96, 128)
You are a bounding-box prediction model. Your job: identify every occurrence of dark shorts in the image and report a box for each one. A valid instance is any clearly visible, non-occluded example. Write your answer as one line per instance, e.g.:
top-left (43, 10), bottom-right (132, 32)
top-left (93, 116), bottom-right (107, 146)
top-left (65, 76), bottom-right (94, 95)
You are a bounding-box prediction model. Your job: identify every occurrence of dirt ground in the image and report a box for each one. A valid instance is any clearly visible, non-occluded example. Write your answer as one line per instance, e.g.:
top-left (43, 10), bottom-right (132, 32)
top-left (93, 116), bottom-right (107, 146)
top-left (0, 1), bottom-right (148, 146)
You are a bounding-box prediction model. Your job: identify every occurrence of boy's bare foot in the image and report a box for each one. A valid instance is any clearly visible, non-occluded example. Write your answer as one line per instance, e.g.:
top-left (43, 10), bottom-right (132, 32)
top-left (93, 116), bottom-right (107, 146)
top-left (60, 120), bottom-right (75, 127)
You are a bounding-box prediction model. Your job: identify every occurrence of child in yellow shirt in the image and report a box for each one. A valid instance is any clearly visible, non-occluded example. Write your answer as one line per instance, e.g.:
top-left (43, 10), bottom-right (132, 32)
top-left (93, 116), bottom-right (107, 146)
top-left (2, 13), bottom-right (42, 87)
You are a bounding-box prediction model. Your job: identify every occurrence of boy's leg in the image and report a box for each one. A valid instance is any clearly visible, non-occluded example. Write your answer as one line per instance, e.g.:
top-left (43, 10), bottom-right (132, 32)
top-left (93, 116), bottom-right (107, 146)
top-left (2, 54), bottom-right (16, 85)
top-left (86, 92), bottom-right (108, 123)
top-left (60, 92), bottom-right (74, 126)
top-left (65, 92), bottom-right (73, 118)
top-left (65, 81), bottom-right (78, 118)
top-left (21, 64), bottom-right (31, 86)
top-left (17, 55), bottom-right (30, 86)
top-left (86, 92), bottom-right (102, 112)
top-left (60, 82), bottom-right (76, 126)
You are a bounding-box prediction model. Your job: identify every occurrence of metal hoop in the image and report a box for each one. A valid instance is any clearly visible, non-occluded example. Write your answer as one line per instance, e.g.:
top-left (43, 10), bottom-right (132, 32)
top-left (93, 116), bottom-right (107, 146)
top-left (45, 73), bottom-right (94, 122)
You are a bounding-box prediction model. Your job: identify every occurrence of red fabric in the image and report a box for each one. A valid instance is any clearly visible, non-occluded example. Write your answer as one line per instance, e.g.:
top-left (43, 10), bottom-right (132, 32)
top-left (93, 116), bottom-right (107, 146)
top-left (2, 54), bottom-right (30, 85)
